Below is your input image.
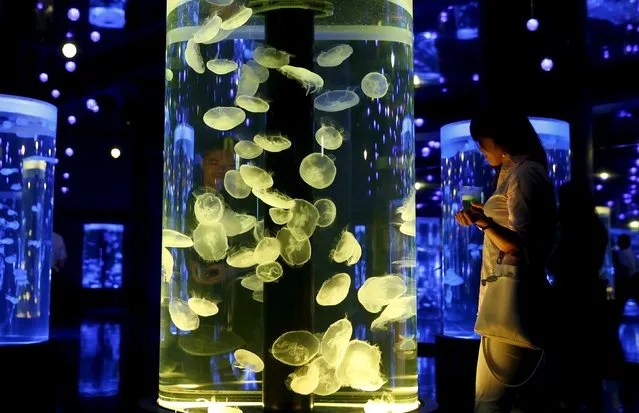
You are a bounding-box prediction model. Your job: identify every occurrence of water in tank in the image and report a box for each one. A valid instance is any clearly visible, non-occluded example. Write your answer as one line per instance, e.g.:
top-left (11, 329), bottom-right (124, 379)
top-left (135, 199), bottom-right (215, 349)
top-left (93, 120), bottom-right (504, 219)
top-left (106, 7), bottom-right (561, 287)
top-left (413, 32), bottom-right (441, 86)
top-left (0, 94), bottom-right (57, 345)
top-left (78, 320), bottom-right (121, 397)
top-left (415, 217), bottom-right (442, 343)
top-left (162, 0), bottom-right (416, 411)
top-left (440, 118), bottom-right (570, 338)
top-left (89, 0), bottom-right (127, 29)
top-left (82, 223), bottom-right (124, 289)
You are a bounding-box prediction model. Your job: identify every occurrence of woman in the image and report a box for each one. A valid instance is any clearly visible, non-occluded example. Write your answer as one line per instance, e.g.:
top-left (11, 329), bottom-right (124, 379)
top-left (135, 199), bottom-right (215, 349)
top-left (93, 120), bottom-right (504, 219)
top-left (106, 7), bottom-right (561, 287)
top-left (455, 108), bottom-right (557, 412)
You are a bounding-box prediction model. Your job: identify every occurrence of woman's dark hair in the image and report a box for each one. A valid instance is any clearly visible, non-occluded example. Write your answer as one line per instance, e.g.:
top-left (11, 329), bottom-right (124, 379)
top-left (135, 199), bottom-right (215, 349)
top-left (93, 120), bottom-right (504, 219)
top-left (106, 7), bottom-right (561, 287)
top-left (469, 107), bottom-right (549, 171)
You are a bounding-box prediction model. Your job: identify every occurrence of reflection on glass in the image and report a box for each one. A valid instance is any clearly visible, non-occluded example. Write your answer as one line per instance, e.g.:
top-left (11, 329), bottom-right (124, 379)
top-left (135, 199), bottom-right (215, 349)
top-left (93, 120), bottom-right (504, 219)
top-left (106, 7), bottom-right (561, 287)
top-left (82, 223), bottom-right (124, 289)
top-left (79, 321), bottom-right (121, 397)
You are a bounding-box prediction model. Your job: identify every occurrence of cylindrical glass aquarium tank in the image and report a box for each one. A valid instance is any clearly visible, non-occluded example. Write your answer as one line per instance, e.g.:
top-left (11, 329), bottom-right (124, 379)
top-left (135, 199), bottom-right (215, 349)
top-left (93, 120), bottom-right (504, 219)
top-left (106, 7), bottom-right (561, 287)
top-left (440, 117), bottom-right (570, 338)
top-left (0, 94), bottom-right (57, 345)
top-left (162, 0), bottom-right (416, 411)
top-left (82, 223), bottom-right (125, 289)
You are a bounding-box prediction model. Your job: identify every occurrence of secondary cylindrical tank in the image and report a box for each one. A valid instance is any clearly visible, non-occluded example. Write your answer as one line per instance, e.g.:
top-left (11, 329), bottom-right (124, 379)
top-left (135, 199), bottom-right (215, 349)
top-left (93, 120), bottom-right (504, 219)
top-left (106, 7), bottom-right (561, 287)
top-left (440, 117), bottom-right (570, 338)
top-left (0, 94), bottom-right (57, 345)
top-left (161, 0), bottom-right (416, 411)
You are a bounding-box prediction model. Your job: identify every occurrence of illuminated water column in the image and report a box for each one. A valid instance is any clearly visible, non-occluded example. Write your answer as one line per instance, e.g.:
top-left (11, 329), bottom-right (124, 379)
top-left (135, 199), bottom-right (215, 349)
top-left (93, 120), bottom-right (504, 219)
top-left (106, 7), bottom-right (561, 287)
top-left (161, 0), bottom-right (417, 411)
top-left (89, 0), bottom-right (127, 29)
top-left (440, 117), bottom-right (570, 338)
top-left (82, 223), bottom-right (125, 289)
top-left (0, 95), bottom-right (57, 345)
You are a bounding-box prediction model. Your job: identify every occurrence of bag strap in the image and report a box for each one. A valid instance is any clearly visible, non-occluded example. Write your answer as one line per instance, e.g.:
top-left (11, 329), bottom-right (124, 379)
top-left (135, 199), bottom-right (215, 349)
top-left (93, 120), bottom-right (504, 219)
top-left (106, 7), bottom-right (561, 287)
top-left (481, 336), bottom-right (544, 388)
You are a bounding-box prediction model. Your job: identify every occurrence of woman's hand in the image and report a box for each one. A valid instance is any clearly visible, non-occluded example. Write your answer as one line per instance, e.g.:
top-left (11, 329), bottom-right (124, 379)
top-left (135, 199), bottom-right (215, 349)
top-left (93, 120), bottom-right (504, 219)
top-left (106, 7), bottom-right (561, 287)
top-left (455, 202), bottom-right (491, 228)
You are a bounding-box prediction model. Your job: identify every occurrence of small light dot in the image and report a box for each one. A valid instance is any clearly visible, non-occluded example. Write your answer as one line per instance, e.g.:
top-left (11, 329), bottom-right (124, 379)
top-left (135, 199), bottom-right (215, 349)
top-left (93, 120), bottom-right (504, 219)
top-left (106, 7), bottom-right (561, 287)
top-left (36, 2), bottom-right (44, 10)
top-left (86, 99), bottom-right (97, 109)
top-left (111, 147), bottom-right (121, 159)
top-left (65, 147), bottom-right (74, 157)
top-left (90, 31), bottom-right (101, 42)
top-left (65, 61), bottom-right (76, 72)
top-left (526, 18), bottom-right (539, 32)
top-left (51, 89), bottom-right (60, 98)
top-left (61, 187), bottom-right (69, 194)
top-left (67, 116), bottom-right (76, 125)
top-left (62, 43), bottom-right (77, 58)
top-left (67, 8), bottom-right (80, 22)
top-left (63, 173), bottom-right (70, 179)
top-left (541, 58), bottom-right (554, 71)
top-left (414, 118), bottom-right (425, 127)
top-left (39, 73), bottom-right (48, 83)
top-left (472, 73), bottom-right (479, 82)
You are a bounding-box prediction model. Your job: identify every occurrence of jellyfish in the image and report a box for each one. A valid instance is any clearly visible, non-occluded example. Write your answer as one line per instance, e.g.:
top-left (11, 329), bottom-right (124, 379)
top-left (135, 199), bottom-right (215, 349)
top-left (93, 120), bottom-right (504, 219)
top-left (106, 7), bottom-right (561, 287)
top-left (299, 153), bottom-right (336, 189)
top-left (253, 236), bottom-right (281, 264)
top-left (239, 165), bottom-right (273, 189)
top-left (233, 349), bottom-right (264, 373)
top-left (370, 295), bottom-right (417, 331)
top-left (224, 170), bottom-right (252, 199)
top-left (278, 65), bottom-right (324, 94)
top-left (253, 219), bottom-right (265, 242)
top-left (271, 330), bottom-right (320, 366)
top-left (185, 39), bottom-right (205, 74)
top-left (330, 230), bottom-right (359, 263)
top-left (194, 192), bottom-right (225, 224)
top-left (203, 106), bottom-right (246, 131)
top-left (237, 70), bottom-right (259, 97)
top-left (169, 299), bottom-right (200, 331)
top-left (234, 140), bottom-right (263, 159)
top-left (443, 268), bottom-right (464, 286)
top-left (240, 273), bottom-right (264, 292)
top-left (220, 208), bottom-right (243, 237)
top-left (226, 247), bottom-right (257, 268)
top-left (345, 240), bottom-right (362, 266)
top-left (320, 317), bottom-right (352, 367)
top-left (179, 326), bottom-right (244, 357)
top-left (316, 273), bottom-right (351, 307)
top-left (221, 5), bottom-right (253, 30)
top-left (252, 290), bottom-right (264, 303)
top-left (399, 219), bottom-right (416, 237)
top-left (335, 340), bottom-right (386, 391)
top-left (277, 228), bottom-right (311, 267)
top-left (361, 72), bottom-right (389, 99)
top-left (287, 362), bottom-right (320, 395)
top-left (256, 261), bottom-right (283, 282)
top-left (245, 60), bottom-right (269, 82)
top-left (269, 207), bottom-right (293, 225)
top-left (286, 199), bottom-right (319, 241)
top-left (397, 190), bottom-right (416, 221)
top-left (236, 95), bottom-right (270, 113)
top-left (314, 90), bottom-right (360, 112)
top-left (316, 44), bottom-right (353, 68)
top-left (188, 297), bottom-right (220, 317)
top-left (193, 222), bottom-right (229, 261)
top-left (311, 356), bottom-right (343, 396)
top-left (253, 134), bottom-right (292, 152)
top-left (363, 394), bottom-right (396, 413)
top-left (207, 0), bottom-right (234, 5)
top-left (206, 58), bottom-right (238, 75)
top-left (357, 274), bottom-right (406, 313)
top-left (165, 68), bottom-right (173, 81)
top-left (193, 15), bottom-right (222, 44)
top-left (253, 188), bottom-right (295, 209)
top-left (252, 45), bottom-right (291, 68)
top-left (162, 247), bottom-right (174, 282)
top-left (237, 214), bottom-right (257, 234)
top-left (200, 27), bottom-right (233, 45)
top-left (314, 198), bottom-right (336, 227)
top-left (162, 229), bottom-right (194, 248)
top-left (315, 125), bottom-right (343, 150)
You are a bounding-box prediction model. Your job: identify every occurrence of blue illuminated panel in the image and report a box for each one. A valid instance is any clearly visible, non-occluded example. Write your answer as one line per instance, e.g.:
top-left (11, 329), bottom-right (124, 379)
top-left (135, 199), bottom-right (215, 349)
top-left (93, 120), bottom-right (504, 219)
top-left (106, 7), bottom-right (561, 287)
top-left (588, 0), bottom-right (639, 25)
top-left (416, 217), bottom-right (443, 343)
top-left (78, 321), bottom-right (121, 397)
top-left (414, 32), bottom-right (441, 86)
top-left (82, 223), bottom-right (124, 289)
top-left (89, 0), bottom-right (127, 29)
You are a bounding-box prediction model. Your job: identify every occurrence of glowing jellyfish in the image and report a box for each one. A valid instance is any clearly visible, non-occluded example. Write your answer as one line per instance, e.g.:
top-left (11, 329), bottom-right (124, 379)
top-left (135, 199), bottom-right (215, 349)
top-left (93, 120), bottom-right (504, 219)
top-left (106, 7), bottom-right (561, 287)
top-left (224, 170), bottom-right (252, 199)
top-left (253, 134), bottom-right (292, 152)
top-left (207, 0), bottom-right (234, 5)
top-left (203, 106), bottom-right (246, 131)
top-left (179, 326), bottom-right (244, 357)
top-left (370, 295), bottom-right (417, 331)
top-left (194, 192), bottom-right (224, 223)
top-left (252, 188), bottom-right (295, 209)
top-left (335, 340), bottom-right (386, 391)
top-left (299, 153), bottom-right (336, 189)
top-left (316, 44), bottom-right (353, 68)
top-left (398, 190), bottom-right (416, 221)
top-left (162, 247), bottom-right (174, 282)
top-left (221, 6), bottom-right (252, 30)
top-left (315, 125), bottom-right (343, 150)
top-left (165, 69), bottom-right (173, 81)
top-left (287, 199), bottom-right (319, 241)
top-left (287, 362), bottom-right (320, 395)
top-left (357, 274), bottom-right (406, 313)
top-left (206, 58), bottom-right (238, 75)
top-left (277, 228), bottom-right (312, 267)
top-left (200, 27), bottom-right (233, 45)
top-left (363, 395), bottom-right (396, 413)
top-left (331, 230), bottom-right (359, 263)
top-left (169, 299), bottom-right (200, 331)
top-left (316, 273), bottom-right (351, 307)
top-left (361, 72), bottom-right (388, 99)
top-left (272, 330), bottom-right (320, 366)
top-left (252, 290), bottom-right (264, 303)
top-left (346, 239), bottom-right (362, 266)
top-left (188, 297), bottom-right (219, 317)
top-left (252, 45), bottom-right (291, 68)
top-left (320, 317), bottom-right (352, 373)
top-left (219, 208), bottom-right (242, 236)
top-left (233, 349), bottom-right (264, 373)
top-left (236, 213), bottom-right (257, 234)
top-left (269, 207), bottom-right (293, 225)
top-left (162, 229), bottom-right (194, 248)
top-left (227, 247), bottom-right (257, 268)
top-left (314, 90), bottom-right (360, 112)
top-left (239, 165), bottom-right (273, 189)
top-left (399, 219), bottom-right (416, 237)
top-left (253, 219), bottom-right (265, 241)
top-left (311, 356), bottom-right (343, 396)
top-left (234, 140), bottom-right (263, 159)
top-left (238, 69), bottom-right (260, 97)
top-left (185, 39), bottom-right (205, 74)
top-left (241, 273), bottom-right (264, 292)
top-left (314, 199), bottom-right (336, 227)
top-left (245, 60), bottom-right (269, 82)
top-left (193, 222), bottom-right (229, 261)
top-left (278, 65), bottom-right (324, 94)
top-left (236, 95), bottom-right (270, 113)
top-left (255, 261), bottom-right (283, 282)
top-left (193, 15), bottom-right (222, 44)
top-left (253, 236), bottom-right (281, 263)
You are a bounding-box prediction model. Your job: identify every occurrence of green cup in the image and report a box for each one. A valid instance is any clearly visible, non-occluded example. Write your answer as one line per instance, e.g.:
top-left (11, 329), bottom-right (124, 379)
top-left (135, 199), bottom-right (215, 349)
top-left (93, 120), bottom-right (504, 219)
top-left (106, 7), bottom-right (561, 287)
top-left (460, 186), bottom-right (482, 211)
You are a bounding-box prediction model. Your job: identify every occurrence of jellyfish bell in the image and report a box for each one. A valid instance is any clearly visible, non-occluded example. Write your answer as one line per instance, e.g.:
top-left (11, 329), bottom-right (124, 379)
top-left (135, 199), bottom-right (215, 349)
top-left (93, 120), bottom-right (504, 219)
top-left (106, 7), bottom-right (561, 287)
top-left (361, 71), bottom-right (389, 99)
top-left (271, 330), bottom-right (320, 366)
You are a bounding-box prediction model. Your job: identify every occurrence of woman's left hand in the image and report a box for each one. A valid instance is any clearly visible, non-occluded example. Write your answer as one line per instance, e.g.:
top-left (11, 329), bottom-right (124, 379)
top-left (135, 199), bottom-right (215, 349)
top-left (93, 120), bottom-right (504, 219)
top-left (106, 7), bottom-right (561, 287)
top-left (459, 203), bottom-right (491, 228)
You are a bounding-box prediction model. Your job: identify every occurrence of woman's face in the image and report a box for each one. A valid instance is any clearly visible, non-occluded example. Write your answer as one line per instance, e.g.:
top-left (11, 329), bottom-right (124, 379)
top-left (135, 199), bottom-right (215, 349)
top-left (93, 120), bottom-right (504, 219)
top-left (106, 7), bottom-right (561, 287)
top-left (477, 136), bottom-right (506, 167)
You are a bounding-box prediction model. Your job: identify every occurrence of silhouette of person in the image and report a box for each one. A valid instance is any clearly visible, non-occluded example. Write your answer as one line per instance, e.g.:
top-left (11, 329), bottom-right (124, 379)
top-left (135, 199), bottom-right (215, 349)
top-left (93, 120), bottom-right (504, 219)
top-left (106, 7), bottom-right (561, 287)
top-left (613, 234), bottom-right (639, 320)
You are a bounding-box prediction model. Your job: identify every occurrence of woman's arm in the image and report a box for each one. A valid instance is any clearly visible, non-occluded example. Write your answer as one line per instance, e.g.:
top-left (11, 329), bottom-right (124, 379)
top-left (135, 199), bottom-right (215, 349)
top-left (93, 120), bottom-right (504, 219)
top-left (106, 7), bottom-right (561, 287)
top-left (457, 206), bottom-right (522, 255)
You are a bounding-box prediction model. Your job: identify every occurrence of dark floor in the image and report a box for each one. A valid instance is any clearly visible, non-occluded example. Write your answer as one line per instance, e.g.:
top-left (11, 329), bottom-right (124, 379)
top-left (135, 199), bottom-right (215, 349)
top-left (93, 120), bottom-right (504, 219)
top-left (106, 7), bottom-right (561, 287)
top-left (1, 311), bottom-right (637, 413)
